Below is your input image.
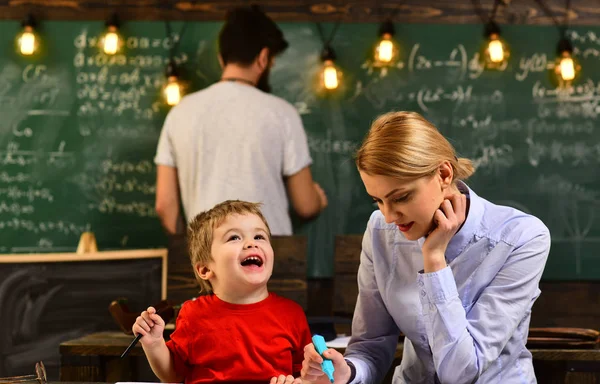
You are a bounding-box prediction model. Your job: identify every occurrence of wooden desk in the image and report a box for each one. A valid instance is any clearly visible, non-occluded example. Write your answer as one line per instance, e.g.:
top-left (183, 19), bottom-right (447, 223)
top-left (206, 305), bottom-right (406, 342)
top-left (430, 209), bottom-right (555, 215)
top-left (530, 349), bottom-right (600, 384)
top-left (60, 331), bottom-right (600, 384)
top-left (60, 331), bottom-right (152, 382)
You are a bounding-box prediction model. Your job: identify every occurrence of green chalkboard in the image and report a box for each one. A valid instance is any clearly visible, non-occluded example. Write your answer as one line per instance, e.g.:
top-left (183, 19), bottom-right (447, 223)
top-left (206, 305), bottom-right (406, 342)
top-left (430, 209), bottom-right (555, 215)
top-left (1, 21), bottom-right (599, 280)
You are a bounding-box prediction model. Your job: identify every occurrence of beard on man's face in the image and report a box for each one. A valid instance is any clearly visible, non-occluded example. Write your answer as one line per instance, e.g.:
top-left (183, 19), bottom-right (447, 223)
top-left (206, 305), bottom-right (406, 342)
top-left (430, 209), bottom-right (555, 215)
top-left (256, 66), bottom-right (271, 93)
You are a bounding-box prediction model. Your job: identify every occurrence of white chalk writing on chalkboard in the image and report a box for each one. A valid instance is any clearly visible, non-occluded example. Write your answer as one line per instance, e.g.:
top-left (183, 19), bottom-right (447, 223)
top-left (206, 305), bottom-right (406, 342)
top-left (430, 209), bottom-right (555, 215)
top-left (0, 142), bottom-right (75, 168)
top-left (526, 138), bottom-right (600, 167)
top-left (534, 173), bottom-right (600, 274)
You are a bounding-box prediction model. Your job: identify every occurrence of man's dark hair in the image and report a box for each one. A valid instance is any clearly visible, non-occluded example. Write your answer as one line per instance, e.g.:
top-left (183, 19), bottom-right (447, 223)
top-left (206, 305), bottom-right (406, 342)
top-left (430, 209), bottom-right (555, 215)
top-left (218, 5), bottom-right (289, 66)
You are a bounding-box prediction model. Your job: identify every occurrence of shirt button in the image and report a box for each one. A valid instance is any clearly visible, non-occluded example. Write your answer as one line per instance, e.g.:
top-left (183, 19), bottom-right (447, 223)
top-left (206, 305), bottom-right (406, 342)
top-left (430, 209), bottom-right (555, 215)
top-left (417, 280), bottom-right (424, 287)
top-left (421, 290), bottom-right (426, 297)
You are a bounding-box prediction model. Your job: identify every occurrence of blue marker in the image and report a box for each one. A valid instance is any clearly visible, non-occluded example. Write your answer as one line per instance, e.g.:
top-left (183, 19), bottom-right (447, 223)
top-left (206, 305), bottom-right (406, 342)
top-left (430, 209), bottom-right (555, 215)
top-left (312, 334), bottom-right (335, 383)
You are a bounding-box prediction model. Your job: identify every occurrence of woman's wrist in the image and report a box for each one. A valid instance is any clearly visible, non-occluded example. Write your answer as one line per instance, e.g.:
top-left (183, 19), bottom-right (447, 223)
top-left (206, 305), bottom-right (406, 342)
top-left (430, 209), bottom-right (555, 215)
top-left (422, 251), bottom-right (447, 273)
top-left (344, 359), bottom-right (356, 383)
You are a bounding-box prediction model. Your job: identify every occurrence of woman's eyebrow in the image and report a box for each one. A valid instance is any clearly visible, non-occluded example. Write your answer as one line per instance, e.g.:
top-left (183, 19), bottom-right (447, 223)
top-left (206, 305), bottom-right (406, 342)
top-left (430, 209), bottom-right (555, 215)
top-left (369, 187), bottom-right (411, 200)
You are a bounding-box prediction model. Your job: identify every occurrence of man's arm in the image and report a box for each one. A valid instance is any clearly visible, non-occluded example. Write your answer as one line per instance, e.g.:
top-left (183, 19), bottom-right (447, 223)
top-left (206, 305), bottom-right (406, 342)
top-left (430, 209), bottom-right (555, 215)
top-left (155, 165), bottom-right (185, 235)
top-left (285, 166), bottom-right (328, 219)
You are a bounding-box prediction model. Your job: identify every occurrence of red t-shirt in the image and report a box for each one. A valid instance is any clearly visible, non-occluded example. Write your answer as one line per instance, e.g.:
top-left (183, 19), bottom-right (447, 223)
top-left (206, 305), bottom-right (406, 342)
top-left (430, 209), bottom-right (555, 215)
top-left (166, 292), bottom-right (312, 384)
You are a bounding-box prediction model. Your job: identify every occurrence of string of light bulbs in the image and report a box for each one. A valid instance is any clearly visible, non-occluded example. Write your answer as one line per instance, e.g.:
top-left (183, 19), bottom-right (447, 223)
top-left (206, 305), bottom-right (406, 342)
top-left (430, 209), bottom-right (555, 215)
top-left (12, 1), bottom-right (583, 100)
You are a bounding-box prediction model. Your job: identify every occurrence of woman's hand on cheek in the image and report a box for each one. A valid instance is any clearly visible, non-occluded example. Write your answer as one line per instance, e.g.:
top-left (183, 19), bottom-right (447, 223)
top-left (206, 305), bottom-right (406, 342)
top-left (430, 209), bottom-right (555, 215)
top-left (421, 193), bottom-right (467, 272)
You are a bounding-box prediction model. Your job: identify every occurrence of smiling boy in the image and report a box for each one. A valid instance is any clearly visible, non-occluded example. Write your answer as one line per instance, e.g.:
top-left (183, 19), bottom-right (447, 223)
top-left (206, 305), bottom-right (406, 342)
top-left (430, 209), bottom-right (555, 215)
top-left (133, 200), bottom-right (312, 384)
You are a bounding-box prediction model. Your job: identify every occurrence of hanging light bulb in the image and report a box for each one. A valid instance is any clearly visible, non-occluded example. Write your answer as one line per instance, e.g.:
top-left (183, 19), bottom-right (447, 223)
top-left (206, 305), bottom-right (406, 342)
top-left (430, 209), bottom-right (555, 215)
top-left (165, 77), bottom-right (181, 105)
top-left (320, 45), bottom-right (342, 91)
top-left (100, 13), bottom-right (122, 55)
top-left (558, 56), bottom-right (575, 81)
top-left (16, 14), bottom-right (39, 56)
top-left (164, 60), bottom-right (182, 106)
top-left (483, 22), bottom-right (509, 68)
top-left (374, 20), bottom-right (399, 66)
top-left (323, 61), bottom-right (339, 90)
top-left (555, 37), bottom-right (579, 84)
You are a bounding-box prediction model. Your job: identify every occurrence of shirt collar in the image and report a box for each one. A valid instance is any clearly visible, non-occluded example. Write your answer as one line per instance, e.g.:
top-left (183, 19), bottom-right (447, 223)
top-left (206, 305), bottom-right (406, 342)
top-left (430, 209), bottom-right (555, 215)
top-left (417, 181), bottom-right (484, 264)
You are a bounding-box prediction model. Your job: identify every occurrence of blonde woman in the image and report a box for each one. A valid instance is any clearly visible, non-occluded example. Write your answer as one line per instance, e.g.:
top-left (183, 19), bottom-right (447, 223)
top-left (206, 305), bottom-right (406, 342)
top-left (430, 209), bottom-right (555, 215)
top-left (299, 111), bottom-right (550, 384)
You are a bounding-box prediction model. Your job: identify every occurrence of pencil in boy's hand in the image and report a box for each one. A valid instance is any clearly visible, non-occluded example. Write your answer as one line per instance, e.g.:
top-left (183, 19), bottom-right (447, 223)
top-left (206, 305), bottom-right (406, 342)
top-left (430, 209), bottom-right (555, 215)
top-left (312, 334), bottom-right (335, 383)
top-left (121, 333), bottom-right (142, 358)
top-left (121, 304), bottom-right (176, 358)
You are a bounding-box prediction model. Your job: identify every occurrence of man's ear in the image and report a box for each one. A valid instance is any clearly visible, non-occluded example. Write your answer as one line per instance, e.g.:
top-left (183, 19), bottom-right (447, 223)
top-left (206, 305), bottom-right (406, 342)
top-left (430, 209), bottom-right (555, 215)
top-left (217, 54), bottom-right (224, 69)
top-left (257, 47), bottom-right (270, 71)
top-left (438, 161), bottom-right (454, 190)
top-left (195, 263), bottom-right (213, 281)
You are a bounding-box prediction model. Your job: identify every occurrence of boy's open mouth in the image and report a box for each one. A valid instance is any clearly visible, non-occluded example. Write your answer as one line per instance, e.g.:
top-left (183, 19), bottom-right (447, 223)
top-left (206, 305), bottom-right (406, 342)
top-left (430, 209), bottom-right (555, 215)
top-left (241, 256), bottom-right (263, 267)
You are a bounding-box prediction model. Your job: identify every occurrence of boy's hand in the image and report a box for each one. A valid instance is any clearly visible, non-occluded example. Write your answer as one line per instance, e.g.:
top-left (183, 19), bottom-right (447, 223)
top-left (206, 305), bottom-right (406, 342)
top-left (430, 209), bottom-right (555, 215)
top-left (301, 343), bottom-right (351, 383)
top-left (131, 306), bottom-right (165, 347)
top-left (269, 374), bottom-right (300, 384)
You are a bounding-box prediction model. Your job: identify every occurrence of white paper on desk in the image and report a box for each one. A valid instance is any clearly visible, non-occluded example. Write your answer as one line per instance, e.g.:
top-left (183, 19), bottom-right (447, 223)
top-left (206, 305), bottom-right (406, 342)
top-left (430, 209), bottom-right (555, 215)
top-left (325, 335), bottom-right (351, 348)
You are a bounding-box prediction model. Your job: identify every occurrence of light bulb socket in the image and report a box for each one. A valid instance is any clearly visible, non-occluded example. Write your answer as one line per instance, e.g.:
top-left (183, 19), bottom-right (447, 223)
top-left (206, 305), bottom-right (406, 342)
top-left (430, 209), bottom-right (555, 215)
top-left (165, 60), bottom-right (180, 77)
top-left (557, 37), bottom-right (573, 55)
top-left (378, 20), bottom-right (395, 37)
top-left (22, 13), bottom-right (36, 28)
top-left (106, 13), bottom-right (120, 29)
top-left (320, 45), bottom-right (336, 62)
top-left (484, 21), bottom-right (501, 38)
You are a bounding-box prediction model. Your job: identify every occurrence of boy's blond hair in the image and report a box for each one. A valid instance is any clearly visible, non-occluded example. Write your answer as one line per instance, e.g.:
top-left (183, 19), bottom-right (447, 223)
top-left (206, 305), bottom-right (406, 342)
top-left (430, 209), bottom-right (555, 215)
top-left (187, 200), bottom-right (271, 294)
top-left (355, 111), bottom-right (475, 182)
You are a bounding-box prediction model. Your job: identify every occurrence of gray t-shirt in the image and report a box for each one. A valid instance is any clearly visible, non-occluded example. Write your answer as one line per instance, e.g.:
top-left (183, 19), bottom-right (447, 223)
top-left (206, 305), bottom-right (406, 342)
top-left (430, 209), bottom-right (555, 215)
top-left (154, 81), bottom-right (312, 235)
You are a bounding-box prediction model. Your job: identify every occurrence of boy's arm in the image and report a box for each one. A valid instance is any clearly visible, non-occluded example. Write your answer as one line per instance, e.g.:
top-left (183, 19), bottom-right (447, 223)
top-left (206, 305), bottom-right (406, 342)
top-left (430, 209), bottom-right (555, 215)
top-left (143, 341), bottom-right (183, 383)
top-left (133, 306), bottom-right (186, 383)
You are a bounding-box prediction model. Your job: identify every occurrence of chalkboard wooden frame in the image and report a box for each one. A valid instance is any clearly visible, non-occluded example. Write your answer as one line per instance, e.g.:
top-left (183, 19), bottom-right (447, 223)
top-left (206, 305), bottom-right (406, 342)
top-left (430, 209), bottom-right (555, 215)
top-left (0, 248), bottom-right (168, 299)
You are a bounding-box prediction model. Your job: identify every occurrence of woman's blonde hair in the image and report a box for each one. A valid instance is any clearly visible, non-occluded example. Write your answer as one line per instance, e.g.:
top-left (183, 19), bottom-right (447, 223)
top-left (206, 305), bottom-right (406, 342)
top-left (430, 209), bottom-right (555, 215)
top-left (355, 111), bottom-right (475, 182)
top-left (187, 200), bottom-right (271, 294)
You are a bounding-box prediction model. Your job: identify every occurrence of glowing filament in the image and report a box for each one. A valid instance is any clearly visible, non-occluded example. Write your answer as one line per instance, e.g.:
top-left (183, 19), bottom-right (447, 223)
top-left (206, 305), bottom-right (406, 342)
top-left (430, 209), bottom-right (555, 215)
top-left (165, 77), bottom-right (181, 105)
top-left (103, 27), bottom-right (120, 55)
top-left (559, 57), bottom-right (575, 81)
top-left (18, 26), bottom-right (37, 55)
top-left (323, 62), bottom-right (339, 90)
top-left (377, 39), bottom-right (394, 63)
top-left (488, 39), bottom-right (504, 63)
